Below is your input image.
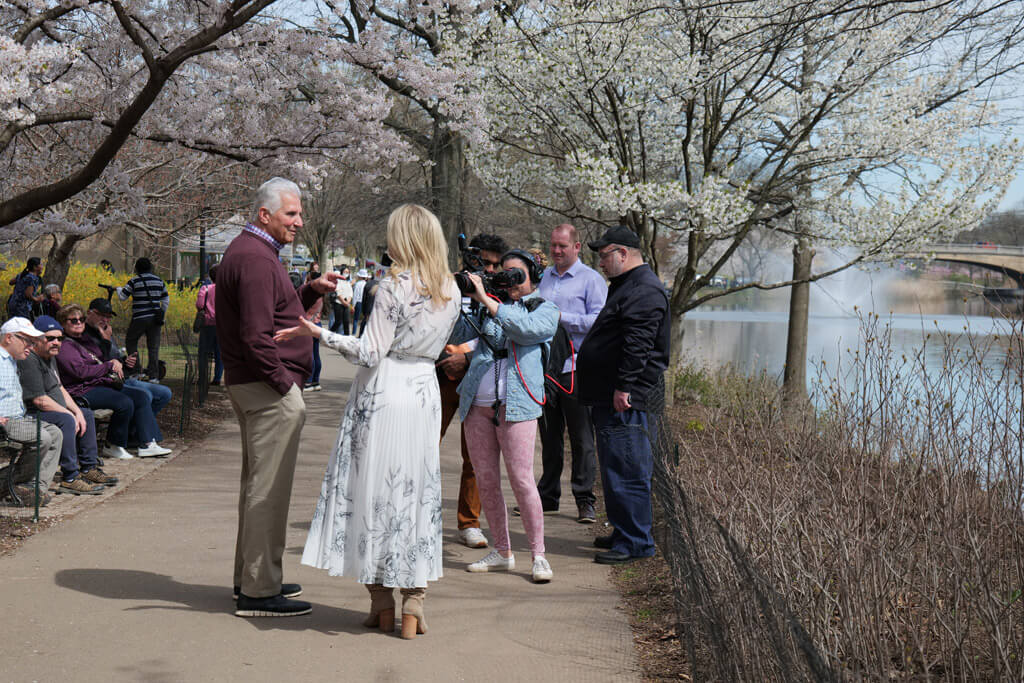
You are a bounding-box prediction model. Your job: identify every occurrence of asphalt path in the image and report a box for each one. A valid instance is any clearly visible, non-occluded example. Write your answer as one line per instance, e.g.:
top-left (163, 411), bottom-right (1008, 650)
top-left (0, 349), bottom-right (639, 682)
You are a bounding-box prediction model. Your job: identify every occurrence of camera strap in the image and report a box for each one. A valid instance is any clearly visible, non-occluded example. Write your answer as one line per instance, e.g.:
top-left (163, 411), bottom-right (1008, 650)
top-left (459, 309), bottom-right (507, 424)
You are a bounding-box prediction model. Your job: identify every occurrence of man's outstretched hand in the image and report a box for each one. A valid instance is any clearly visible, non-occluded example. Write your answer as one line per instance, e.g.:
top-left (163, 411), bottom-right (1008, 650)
top-left (311, 271), bottom-right (342, 294)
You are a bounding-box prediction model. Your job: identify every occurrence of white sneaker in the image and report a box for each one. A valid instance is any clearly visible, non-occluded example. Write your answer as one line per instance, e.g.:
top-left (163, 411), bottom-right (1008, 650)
top-left (457, 527), bottom-right (488, 549)
top-left (136, 440), bottom-right (172, 458)
top-left (532, 555), bottom-right (553, 583)
top-left (102, 445), bottom-right (133, 460)
top-left (467, 550), bottom-right (514, 573)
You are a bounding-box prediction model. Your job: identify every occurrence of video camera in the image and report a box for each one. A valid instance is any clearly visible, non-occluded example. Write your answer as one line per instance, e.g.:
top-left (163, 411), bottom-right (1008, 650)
top-left (98, 283), bottom-right (118, 301)
top-left (453, 234), bottom-right (525, 299)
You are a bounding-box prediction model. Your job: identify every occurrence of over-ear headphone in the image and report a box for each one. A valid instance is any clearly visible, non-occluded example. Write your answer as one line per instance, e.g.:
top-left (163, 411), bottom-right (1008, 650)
top-left (501, 249), bottom-right (543, 285)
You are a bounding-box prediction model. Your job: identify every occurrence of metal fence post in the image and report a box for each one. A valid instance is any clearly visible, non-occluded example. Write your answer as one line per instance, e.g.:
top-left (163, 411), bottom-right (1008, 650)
top-left (33, 414), bottom-right (40, 522)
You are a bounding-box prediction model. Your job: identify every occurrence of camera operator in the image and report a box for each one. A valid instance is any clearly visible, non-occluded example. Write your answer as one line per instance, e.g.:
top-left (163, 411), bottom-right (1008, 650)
top-left (437, 233), bottom-right (507, 549)
top-left (452, 249), bottom-right (559, 584)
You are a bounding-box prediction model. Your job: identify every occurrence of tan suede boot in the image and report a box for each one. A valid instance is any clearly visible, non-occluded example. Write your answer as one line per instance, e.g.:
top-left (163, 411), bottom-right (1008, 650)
top-left (400, 587), bottom-right (427, 639)
top-left (363, 584), bottom-right (395, 632)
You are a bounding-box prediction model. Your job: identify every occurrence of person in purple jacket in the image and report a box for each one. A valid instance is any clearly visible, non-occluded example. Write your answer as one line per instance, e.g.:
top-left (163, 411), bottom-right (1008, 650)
top-left (216, 177), bottom-right (340, 618)
top-left (55, 303), bottom-right (171, 460)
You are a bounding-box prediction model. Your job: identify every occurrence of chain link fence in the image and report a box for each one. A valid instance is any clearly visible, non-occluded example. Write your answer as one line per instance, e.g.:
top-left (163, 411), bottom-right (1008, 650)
top-left (645, 378), bottom-right (837, 682)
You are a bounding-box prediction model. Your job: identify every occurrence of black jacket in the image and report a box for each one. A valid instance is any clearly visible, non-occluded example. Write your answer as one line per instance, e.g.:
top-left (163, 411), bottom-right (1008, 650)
top-left (577, 264), bottom-right (670, 410)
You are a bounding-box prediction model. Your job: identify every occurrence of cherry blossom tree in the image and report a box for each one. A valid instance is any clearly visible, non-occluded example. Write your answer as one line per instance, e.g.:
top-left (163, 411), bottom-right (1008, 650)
top-left (1, 0), bottom-right (416, 279)
top-left (462, 0), bottom-right (1024, 373)
top-left (308, 0), bottom-right (489, 263)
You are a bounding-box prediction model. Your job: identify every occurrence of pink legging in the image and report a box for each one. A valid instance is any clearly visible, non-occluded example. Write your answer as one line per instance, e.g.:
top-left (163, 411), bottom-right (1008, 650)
top-left (463, 405), bottom-right (545, 555)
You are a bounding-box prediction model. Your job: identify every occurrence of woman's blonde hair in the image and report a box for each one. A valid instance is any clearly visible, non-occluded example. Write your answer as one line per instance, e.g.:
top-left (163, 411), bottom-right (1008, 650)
top-left (386, 204), bottom-right (453, 306)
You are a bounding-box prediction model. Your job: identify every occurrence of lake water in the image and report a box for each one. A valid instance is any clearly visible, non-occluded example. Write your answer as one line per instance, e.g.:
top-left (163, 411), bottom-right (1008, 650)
top-left (678, 281), bottom-right (1021, 391)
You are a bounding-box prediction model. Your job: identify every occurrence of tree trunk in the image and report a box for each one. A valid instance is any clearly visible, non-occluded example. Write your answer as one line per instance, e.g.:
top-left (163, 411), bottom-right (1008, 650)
top-left (665, 310), bottom-right (687, 408)
top-left (429, 124), bottom-right (467, 269)
top-left (43, 233), bottom-right (86, 290)
top-left (783, 236), bottom-right (813, 407)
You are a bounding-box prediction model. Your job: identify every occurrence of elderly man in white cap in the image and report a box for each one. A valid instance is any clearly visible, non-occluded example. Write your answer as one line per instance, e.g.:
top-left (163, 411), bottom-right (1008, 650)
top-left (0, 317), bottom-right (62, 506)
top-left (351, 268), bottom-right (369, 335)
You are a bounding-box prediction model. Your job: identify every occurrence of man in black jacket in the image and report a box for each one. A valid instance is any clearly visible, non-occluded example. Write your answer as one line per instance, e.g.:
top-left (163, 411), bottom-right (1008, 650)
top-left (576, 225), bottom-right (670, 564)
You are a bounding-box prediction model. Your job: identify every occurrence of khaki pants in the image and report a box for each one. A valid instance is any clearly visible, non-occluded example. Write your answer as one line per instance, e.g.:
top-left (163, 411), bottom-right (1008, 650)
top-left (227, 382), bottom-right (306, 598)
top-left (6, 416), bottom-right (62, 491)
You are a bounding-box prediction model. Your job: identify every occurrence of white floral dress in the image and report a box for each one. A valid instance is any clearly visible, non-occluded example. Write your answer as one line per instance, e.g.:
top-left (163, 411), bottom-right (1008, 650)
top-left (302, 272), bottom-right (460, 588)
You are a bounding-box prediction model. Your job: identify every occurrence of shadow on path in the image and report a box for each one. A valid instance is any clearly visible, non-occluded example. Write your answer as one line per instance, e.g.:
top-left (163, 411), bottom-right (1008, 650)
top-left (54, 568), bottom-right (366, 634)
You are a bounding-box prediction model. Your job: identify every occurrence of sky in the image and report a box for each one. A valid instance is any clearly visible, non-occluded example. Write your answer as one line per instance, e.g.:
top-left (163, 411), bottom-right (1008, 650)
top-left (1000, 171), bottom-right (1024, 211)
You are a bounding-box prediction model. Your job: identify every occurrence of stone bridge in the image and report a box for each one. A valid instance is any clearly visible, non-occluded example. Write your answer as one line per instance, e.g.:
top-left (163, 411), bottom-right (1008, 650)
top-left (903, 243), bottom-right (1024, 287)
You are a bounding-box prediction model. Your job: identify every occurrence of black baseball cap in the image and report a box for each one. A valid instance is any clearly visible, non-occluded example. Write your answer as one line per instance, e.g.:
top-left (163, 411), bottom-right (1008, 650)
top-left (588, 225), bottom-right (641, 251)
top-left (88, 298), bottom-right (116, 316)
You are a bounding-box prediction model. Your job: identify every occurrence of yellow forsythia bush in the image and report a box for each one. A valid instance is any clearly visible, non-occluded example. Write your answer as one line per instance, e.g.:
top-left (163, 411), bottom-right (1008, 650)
top-left (1, 254), bottom-right (196, 334)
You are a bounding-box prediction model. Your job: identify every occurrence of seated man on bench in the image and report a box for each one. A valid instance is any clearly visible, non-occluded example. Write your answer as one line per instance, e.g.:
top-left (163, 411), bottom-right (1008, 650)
top-left (0, 317), bottom-right (62, 506)
top-left (18, 316), bottom-right (118, 495)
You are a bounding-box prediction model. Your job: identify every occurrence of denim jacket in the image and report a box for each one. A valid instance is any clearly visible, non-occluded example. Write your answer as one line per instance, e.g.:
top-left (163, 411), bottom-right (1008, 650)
top-left (453, 291), bottom-right (560, 422)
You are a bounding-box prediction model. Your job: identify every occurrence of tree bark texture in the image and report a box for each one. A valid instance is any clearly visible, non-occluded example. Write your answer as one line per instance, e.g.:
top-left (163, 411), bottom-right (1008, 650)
top-left (783, 236), bottom-right (813, 406)
top-left (0, 0), bottom-right (279, 228)
top-left (43, 233), bottom-right (86, 290)
top-left (429, 124), bottom-right (467, 270)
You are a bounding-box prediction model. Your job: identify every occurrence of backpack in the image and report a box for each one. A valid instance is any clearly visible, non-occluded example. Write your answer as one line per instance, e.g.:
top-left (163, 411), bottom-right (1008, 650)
top-left (523, 297), bottom-right (575, 396)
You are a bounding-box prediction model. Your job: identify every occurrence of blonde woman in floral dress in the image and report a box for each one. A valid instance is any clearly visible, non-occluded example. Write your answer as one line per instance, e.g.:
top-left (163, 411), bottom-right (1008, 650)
top-left (274, 204), bottom-right (459, 639)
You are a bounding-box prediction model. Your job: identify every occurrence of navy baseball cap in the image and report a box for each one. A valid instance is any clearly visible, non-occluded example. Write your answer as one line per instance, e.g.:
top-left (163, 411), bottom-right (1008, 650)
top-left (33, 315), bottom-right (63, 334)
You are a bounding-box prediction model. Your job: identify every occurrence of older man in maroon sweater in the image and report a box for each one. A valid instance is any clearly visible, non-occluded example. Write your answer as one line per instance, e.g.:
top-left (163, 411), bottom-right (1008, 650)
top-left (216, 177), bottom-right (339, 618)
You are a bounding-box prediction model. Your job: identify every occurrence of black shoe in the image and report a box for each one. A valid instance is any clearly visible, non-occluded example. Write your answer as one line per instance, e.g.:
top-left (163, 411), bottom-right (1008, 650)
top-left (576, 502), bottom-right (596, 524)
top-left (234, 592), bottom-right (311, 617)
top-left (512, 504), bottom-right (558, 517)
top-left (233, 583), bottom-right (302, 600)
top-left (593, 534), bottom-right (614, 549)
top-left (594, 550), bottom-right (640, 565)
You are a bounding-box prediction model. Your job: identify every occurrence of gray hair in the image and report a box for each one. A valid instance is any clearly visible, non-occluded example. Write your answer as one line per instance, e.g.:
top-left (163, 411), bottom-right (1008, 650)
top-left (252, 177), bottom-right (301, 220)
top-left (43, 283), bottom-right (60, 296)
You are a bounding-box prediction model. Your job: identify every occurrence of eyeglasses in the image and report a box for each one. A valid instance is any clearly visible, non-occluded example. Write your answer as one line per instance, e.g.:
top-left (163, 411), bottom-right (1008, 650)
top-left (64, 317), bottom-right (84, 324)
top-left (598, 247), bottom-right (624, 260)
top-left (15, 334), bottom-right (34, 344)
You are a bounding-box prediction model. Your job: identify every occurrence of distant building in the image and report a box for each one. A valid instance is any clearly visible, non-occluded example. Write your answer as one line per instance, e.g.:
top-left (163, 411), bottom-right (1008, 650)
top-left (171, 214), bottom-right (310, 282)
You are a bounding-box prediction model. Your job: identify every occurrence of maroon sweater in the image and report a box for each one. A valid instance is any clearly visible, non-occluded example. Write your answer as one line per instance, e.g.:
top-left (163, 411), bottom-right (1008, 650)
top-left (215, 231), bottom-right (321, 395)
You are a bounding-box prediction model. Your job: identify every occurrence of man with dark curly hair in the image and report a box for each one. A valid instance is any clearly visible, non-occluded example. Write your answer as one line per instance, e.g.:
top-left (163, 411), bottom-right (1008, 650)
top-left (436, 232), bottom-right (509, 550)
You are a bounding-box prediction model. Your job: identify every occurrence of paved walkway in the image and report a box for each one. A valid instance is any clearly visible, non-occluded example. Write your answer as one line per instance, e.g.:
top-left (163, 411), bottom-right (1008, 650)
top-left (0, 351), bottom-right (639, 682)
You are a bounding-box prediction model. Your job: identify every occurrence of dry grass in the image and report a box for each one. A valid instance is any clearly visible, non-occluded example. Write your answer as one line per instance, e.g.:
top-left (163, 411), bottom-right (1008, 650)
top-left (654, 316), bottom-right (1024, 680)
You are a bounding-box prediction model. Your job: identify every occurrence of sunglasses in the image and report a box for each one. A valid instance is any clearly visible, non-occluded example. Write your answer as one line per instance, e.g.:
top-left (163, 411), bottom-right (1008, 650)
top-left (64, 317), bottom-right (84, 324)
top-left (45, 335), bottom-right (63, 342)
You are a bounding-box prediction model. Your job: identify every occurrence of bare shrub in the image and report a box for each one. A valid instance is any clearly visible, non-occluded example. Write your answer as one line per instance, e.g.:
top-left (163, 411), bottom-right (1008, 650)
top-left (656, 315), bottom-right (1024, 680)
